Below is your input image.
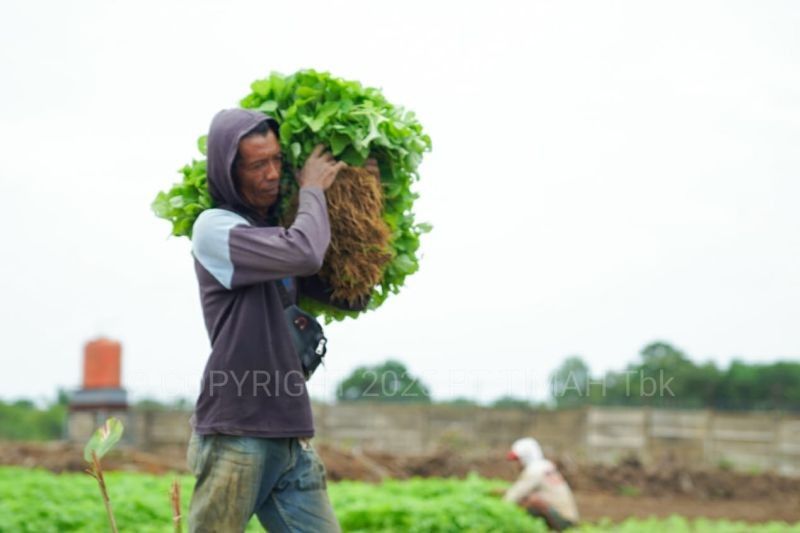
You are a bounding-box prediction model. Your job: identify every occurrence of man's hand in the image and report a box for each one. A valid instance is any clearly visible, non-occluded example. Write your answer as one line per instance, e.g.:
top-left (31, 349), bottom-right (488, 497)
top-left (297, 145), bottom-right (347, 190)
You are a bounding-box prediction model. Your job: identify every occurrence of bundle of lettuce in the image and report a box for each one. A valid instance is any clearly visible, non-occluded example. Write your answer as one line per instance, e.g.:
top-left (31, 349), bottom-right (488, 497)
top-left (151, 70), bottom-right (432, 321)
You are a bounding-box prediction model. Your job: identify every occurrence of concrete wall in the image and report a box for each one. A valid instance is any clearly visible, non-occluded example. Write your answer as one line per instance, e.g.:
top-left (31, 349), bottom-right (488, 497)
top-left (67, 405), bottom-right (800, 475)
top-left (581, 407), bottom-right (800, 475)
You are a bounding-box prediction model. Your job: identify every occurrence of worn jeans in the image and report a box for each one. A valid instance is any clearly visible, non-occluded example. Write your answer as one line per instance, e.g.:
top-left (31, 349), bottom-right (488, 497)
top-left (186, 433), bottom-right (340, 532)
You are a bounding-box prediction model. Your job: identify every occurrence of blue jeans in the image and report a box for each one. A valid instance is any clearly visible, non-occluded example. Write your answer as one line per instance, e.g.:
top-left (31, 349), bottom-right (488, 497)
top-left (186, 433), bottom-right (340, 532)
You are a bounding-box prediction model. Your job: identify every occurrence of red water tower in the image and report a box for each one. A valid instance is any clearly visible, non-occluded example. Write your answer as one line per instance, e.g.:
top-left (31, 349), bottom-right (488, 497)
top-left (70, 337), bottom-right (128, 411)
top-left (83, 338), bottom-right (122, 389)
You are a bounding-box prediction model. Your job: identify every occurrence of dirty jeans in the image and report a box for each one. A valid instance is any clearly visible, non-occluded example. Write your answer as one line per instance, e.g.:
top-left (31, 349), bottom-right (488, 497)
top-left (186, 433), bottom-right (340, 532)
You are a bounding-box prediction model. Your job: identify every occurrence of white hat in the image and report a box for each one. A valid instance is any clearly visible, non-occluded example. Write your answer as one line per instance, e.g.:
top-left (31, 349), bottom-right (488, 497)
top-left (507, 437), bottom-right (544, 466)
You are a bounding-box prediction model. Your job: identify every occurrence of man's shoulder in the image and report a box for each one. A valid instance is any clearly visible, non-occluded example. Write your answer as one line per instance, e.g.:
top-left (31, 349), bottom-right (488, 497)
top-left (192, 208), bottom-right (253, 290)
top-left (192, 208), bottom-right (252, 241)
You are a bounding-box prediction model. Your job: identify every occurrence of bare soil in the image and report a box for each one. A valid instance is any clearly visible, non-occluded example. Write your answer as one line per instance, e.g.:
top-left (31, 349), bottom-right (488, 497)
top-left (575, 492), bottom-right (800, 524)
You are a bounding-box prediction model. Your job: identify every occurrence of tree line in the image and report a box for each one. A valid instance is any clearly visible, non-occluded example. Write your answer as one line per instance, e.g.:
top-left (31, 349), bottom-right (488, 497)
top-left (550, 342), bottom-right (800, 411)
top-left (337, 343), bottom-right (800, 412)
top-left (2, 342), bottom-right (797, 440)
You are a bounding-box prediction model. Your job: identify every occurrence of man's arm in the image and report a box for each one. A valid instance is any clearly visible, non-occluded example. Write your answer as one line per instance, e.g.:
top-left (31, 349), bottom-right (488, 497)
top-left (192, 188), bottom-right (330, 290)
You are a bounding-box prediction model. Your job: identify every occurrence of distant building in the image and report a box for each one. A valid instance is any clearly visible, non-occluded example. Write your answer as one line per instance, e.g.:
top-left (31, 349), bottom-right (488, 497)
top-left (67, 338), bottom-right (130, 442)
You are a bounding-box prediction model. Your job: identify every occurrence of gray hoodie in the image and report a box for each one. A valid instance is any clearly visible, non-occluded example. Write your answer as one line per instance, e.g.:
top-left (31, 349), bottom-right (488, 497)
top-left (189, 108), bottom-right (329, 438)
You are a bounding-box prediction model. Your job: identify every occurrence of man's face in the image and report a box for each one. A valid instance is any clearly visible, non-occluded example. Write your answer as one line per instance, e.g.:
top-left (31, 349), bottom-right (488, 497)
top-left (234, 130), bottom-right (283, 213)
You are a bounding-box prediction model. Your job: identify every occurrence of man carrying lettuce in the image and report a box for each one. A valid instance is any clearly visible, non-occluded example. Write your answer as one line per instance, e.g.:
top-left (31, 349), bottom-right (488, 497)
top-left (186, 108), bottom-right (361, 532)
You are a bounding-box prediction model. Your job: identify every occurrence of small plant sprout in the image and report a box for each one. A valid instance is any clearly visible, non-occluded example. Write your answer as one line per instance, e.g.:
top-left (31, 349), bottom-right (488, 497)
top-left (170, 478), bottom-right (182, 533)
top-left (83, 417), bottom-right (124, 533)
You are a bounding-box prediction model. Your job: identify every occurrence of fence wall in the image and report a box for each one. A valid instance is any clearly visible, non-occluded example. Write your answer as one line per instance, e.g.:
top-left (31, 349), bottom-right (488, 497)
top-left (67, 405), bottom-right (800, 475)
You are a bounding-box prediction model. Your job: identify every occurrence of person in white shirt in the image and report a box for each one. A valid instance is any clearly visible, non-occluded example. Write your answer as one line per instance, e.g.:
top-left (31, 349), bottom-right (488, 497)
top-left (504, 437), bottom-right (580, 531)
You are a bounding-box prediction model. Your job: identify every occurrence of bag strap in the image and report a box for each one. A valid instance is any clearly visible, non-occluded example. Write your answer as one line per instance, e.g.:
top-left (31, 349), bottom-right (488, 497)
top-left (274, 279), bottom-right (293, 309)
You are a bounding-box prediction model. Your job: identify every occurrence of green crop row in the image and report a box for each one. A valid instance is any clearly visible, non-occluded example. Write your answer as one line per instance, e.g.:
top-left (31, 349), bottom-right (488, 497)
top-left (0, 467), bottom-right (797, 532)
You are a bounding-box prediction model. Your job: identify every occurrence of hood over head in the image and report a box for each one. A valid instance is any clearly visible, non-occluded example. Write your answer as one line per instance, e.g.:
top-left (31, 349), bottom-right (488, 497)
top-left (206, 108), bottom-right (279, 217)
top-left (507, 437), bottom-right (544, 467)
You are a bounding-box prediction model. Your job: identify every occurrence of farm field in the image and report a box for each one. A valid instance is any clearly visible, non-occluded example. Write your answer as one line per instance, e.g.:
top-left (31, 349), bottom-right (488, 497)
top-left (1, 467), bottom-right (799, 532)
top-left (5, 440), bottom-right (800, 524)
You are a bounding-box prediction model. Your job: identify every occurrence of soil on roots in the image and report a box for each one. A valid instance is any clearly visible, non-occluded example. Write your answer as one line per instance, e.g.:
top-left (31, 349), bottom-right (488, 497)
top-left (284, 166), bottom-right (391, 307)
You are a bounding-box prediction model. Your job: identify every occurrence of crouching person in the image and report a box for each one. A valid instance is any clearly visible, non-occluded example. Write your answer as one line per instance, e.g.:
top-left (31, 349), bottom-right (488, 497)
top-left (504, 437), bottom-right (579, 531)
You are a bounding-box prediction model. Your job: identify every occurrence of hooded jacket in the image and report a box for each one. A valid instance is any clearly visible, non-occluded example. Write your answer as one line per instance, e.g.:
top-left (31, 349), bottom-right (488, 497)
top-left (189, 108), bottom-right (330, 438)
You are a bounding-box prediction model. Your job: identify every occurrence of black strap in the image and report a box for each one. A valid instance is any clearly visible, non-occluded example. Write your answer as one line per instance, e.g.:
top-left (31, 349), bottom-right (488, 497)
top-left (274, 279), bottom-right (293, 309)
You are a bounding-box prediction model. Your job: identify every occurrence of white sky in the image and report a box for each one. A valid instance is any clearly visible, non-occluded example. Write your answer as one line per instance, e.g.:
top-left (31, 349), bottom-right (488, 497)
top-left (1, 0), bottom-right (798, 406)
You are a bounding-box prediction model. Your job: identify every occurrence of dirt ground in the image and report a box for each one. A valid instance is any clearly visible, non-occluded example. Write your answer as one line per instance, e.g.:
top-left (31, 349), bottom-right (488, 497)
top-left (2, 441), bottom-right (798, 523)
top-left (574, 492), bottom-right (799, 524)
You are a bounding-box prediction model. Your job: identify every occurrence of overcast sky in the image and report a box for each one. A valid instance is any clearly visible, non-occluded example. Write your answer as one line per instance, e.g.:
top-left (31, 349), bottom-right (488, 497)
top-left (1, 0), bottom-right (798, 406)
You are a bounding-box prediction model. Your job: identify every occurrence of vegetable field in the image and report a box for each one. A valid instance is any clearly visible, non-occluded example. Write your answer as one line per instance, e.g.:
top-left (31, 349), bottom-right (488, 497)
top-left (1, 467), bottom-right (798, 532)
